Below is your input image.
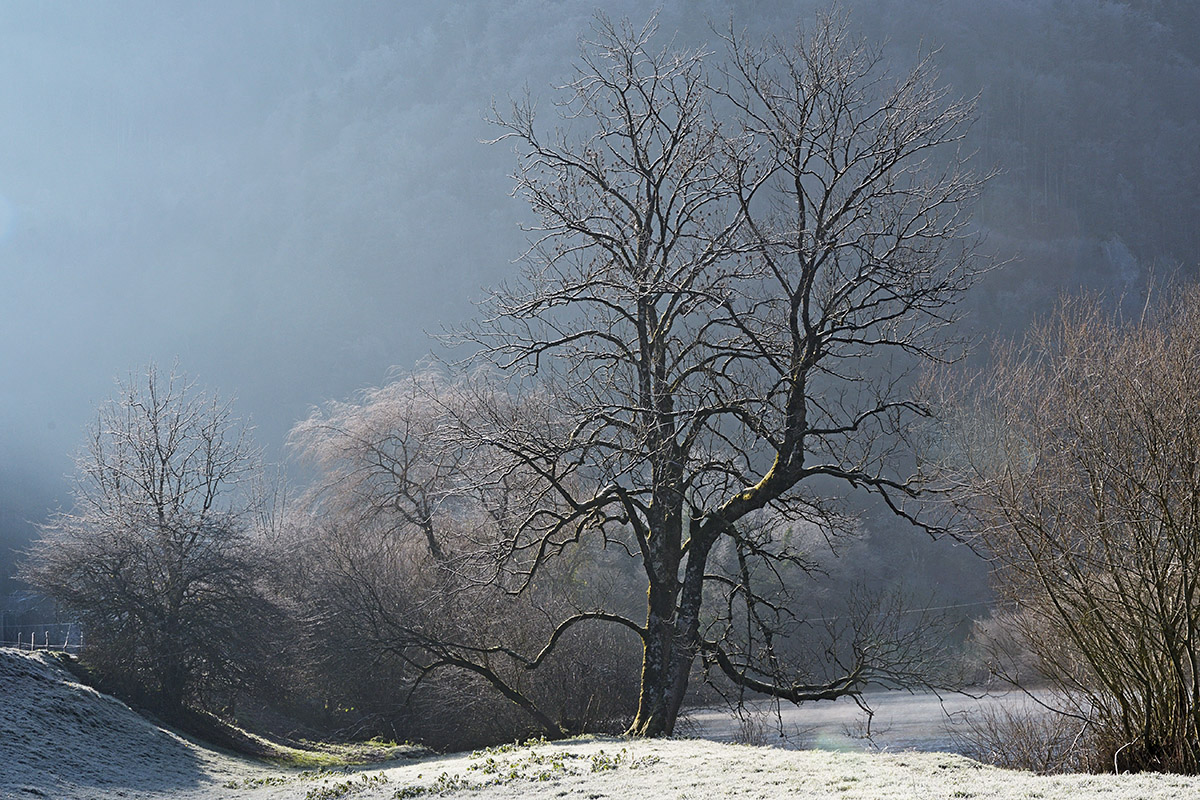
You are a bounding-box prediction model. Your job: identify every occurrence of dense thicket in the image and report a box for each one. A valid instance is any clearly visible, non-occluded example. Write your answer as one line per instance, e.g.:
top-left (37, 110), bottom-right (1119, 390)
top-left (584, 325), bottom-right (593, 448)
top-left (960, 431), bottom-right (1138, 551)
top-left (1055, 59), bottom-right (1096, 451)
top-left (277, 372), bottom-right (643, 746)
top-left (934, 286), bottom-right (1200, 773)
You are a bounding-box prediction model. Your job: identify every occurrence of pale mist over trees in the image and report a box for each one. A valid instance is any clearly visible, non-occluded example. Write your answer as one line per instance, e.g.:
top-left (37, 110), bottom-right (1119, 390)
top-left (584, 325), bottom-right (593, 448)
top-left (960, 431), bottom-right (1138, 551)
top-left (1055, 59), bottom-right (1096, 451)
top-left (5, 0), bottom-right (1200, 771)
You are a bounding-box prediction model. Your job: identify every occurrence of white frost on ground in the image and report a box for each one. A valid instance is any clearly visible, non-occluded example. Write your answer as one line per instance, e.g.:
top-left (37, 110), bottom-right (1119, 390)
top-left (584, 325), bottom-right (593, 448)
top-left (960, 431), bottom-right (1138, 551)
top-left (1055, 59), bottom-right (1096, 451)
top-left (4, 647), bottom-right (1200, 800)
top-left (0, 648), bottom-right (274, 798)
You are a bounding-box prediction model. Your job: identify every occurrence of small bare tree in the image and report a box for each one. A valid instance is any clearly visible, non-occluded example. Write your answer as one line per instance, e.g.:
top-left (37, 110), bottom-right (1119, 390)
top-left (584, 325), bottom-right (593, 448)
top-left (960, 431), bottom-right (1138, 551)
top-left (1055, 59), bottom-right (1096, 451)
top-left (22, 365), bottom-right (269, 713)
top-left (465, 9), bottom-right (989, 736)
top-left (933, 287), bottom-right (1200, 773)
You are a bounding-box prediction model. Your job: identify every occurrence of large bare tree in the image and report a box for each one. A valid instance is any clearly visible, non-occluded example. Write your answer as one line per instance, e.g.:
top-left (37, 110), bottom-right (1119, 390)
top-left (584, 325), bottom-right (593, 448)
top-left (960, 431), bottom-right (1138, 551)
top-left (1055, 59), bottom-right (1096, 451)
top-left (22, 365), bottom-right (270, 712)
top-left (464, 10), bottom-right (990, 736)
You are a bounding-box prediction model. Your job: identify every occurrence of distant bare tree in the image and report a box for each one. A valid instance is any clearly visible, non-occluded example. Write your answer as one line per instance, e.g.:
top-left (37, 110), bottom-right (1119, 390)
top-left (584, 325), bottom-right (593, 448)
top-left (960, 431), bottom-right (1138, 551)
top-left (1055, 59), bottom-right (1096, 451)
top-left (933, 287), bottom-right (1200, 773)
top-left (22, 365), bottom-right (271, 713)
top-left (465, 9), bottom-right (990, 736)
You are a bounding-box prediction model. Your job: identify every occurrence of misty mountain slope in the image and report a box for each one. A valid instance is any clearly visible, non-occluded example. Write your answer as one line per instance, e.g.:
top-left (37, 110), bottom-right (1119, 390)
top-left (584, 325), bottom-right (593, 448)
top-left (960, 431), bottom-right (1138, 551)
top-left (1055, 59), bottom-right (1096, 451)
top-left (4, 648), bottom-right (1200, 800)
top-left (4, 0), bottom-right (1199, 592)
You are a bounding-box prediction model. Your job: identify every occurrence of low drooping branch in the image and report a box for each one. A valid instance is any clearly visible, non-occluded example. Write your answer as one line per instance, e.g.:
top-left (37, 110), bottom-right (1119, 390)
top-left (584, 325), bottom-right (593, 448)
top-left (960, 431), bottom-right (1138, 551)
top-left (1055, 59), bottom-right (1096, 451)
top-left (523, 612), bottom-right (648, 671)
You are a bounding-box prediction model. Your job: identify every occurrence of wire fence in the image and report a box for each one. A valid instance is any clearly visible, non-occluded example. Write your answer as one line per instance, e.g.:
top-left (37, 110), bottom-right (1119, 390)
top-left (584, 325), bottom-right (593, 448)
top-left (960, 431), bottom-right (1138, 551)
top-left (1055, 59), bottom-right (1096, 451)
top-left (1, 622), bottom-right (84, 654)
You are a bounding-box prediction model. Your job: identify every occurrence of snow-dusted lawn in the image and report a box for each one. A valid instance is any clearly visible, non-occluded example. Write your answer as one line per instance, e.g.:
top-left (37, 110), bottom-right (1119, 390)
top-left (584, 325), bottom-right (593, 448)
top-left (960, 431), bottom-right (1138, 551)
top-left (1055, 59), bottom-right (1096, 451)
top-left (212, 737), bottom-right (1200, 800)
top-left (5, 648), bottom-right (1200, 799)
top-left (223, 738), bottom-right (1200, 800)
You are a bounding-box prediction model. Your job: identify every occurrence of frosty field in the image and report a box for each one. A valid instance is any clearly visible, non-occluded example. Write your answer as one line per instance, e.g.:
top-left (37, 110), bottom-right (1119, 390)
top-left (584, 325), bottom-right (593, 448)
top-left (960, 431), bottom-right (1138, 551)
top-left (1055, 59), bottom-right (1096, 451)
top-left (3, 647), bottom-right (1198, 800)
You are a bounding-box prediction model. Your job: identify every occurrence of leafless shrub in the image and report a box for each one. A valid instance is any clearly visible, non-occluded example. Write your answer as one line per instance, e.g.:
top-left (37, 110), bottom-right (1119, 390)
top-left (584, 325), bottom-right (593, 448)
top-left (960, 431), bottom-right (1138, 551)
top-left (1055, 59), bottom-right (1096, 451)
top-left (932, 284), bottom-right (1200, 772)
top-left (948, 702), bottom-right (1097, 774)
top-left (734, 710), bottom-right (770, 747)
top-left (278, 372), bottom-right (643, 747)
top-left (21, 364), bottom-right (279, 715)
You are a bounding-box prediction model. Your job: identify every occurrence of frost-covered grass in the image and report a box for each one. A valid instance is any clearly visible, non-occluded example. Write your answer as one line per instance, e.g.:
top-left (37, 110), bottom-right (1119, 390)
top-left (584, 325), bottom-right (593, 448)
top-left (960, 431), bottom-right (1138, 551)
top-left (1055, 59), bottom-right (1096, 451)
top-left (203, 737), bottom-right (1200, 800)
top-left (4, 647), bottom-right (1200, 799)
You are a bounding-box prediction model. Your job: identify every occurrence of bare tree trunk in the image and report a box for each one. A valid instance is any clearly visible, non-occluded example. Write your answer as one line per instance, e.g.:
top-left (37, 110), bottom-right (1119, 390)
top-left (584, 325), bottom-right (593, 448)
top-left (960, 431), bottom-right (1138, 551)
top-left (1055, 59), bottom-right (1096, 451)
top-left (628, 522), bottom-right (714, 736)
top-left (629, 578), bottom-right (680, 736)
top-left (663, 534), bottom-right (714, 732)
top-left (628, 506), bottom-right (681, 735)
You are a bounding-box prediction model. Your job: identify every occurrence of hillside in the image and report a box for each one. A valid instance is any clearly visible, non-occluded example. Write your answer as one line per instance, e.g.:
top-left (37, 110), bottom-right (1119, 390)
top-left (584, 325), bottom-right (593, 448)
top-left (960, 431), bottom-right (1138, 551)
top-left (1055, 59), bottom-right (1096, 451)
top-left (3, 647), bottom-right (1200, 799)
top-left (0, 648), bottom-right (275, 798)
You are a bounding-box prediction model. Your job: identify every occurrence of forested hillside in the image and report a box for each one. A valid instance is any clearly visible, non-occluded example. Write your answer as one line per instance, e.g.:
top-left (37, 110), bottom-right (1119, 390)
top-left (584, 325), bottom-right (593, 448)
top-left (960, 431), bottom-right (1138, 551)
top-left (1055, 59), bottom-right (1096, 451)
top-left (3, 0), bottom-right (1196, 580)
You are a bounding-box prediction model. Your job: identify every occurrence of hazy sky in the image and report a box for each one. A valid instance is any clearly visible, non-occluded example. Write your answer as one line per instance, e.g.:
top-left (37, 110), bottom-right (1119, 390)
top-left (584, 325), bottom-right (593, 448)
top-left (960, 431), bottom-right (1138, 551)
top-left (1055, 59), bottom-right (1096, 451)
top-left (0, 2), bottom-right (790, 521)
top-left (2, 0), bottom-right (1197, 580)
top-left (0, 1), bottom-right (765, 470)
top-left (0, 1), bottom-right (768, 574)
top-left (3, 2), bottom-right (521, 474)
